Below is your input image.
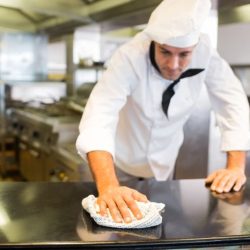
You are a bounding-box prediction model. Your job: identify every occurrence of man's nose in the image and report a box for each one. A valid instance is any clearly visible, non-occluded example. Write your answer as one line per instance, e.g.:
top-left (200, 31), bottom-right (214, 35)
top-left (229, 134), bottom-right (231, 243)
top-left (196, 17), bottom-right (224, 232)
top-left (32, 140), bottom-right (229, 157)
top-left (167, 56), bottom-right (179, 70)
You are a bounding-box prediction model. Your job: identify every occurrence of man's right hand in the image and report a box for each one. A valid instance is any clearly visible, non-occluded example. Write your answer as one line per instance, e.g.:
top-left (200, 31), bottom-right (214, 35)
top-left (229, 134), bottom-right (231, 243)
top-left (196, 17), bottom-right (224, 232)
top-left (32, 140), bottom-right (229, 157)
top-left (97, 185), bottom-right (148, 223)
top-left (87, 150), bottom-right (148, 223)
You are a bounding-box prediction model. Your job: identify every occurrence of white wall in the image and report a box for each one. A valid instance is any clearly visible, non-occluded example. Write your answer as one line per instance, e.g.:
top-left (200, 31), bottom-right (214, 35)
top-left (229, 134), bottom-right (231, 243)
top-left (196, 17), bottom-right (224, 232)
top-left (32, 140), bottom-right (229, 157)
top-left (218, 23), bottom-right (250, 65)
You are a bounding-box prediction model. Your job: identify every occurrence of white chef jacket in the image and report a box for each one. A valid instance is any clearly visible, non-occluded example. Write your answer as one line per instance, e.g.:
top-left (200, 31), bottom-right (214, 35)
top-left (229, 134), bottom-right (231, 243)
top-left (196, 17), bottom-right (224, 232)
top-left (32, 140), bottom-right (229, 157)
top-left (76, 32), bottom-right (250, 181)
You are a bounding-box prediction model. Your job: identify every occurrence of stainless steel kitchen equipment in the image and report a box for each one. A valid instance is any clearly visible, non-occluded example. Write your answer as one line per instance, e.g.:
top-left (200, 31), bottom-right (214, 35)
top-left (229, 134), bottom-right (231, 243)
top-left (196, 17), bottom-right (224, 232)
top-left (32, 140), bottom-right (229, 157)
top-left (0, 178), bottom-right (250, 248)
top-left (5, 82), bottom-right (95, 182)
top-left (46, 144), bottom-right (92, 182)
top-left (4, 82), bottom-right (66, 109)
top-left (7, 106), bottom-right (81, 181)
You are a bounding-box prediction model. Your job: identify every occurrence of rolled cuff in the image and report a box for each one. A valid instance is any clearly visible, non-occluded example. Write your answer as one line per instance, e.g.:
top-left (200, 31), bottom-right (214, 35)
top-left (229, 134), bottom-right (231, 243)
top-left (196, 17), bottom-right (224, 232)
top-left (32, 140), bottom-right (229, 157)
top-left (76, 130), bottom-right (115, 161)
top-left (220, 130), bottom-right (250, 152)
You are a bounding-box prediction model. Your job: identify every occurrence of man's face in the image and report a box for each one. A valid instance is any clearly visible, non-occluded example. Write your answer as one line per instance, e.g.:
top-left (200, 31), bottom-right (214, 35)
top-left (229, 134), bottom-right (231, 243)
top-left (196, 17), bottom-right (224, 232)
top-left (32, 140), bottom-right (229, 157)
top-left (154, 42), bottom-right (196, 80)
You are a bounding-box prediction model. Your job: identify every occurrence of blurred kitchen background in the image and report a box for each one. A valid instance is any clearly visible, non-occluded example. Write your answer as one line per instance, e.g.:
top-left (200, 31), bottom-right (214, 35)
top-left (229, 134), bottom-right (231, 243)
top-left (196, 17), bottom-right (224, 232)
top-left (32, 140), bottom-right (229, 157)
top-left (0, 0), bottom-right (249, 182)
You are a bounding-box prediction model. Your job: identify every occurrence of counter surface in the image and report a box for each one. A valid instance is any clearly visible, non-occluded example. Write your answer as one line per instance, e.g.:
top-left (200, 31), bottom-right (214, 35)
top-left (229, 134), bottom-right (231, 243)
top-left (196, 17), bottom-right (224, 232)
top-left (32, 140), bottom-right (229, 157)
top-left (0, 179), bottom-right (249, 249)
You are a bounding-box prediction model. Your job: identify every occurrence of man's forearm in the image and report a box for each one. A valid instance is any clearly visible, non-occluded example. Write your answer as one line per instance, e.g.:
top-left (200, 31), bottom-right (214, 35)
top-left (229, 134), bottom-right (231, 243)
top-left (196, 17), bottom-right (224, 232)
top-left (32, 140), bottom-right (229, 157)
top-left (226, 151), bottom-right (246, 171)
top-left (87, 151), bottom-right (120, 194)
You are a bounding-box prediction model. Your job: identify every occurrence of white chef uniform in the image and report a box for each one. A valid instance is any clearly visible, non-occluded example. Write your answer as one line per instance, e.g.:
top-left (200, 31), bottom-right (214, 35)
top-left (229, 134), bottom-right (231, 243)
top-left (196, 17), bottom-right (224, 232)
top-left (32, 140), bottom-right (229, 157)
top-left (76, 0), bottom-right (250, 181)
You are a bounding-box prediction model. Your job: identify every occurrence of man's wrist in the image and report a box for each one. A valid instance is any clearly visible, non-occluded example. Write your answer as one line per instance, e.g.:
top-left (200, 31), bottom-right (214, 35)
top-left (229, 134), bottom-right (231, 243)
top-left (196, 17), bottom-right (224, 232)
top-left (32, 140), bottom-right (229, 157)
top-left (226, 151), bottom-right (246, 171)
top-left (87, 150), bottom-right (120, 194)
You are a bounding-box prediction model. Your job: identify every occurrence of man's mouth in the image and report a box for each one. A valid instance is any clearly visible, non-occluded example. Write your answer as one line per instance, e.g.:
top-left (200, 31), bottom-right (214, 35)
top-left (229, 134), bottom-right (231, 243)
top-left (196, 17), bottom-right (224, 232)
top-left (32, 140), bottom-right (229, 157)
top-left (168, 71), bottom-right (178, 76)
top-left (163, 69), bottom-right (181, 78)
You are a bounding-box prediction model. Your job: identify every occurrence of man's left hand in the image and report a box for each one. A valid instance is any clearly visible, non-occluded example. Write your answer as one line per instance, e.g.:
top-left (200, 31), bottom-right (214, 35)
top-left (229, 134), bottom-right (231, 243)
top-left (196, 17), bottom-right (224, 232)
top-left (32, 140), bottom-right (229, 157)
top-left (205, 168), bottom-right (246, 193)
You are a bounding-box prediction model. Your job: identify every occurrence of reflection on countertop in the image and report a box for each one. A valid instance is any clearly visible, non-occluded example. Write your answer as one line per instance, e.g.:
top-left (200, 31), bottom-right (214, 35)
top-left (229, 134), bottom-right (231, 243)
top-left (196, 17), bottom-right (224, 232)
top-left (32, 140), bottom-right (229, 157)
top-left (0, 179), bottom-right (249, 248)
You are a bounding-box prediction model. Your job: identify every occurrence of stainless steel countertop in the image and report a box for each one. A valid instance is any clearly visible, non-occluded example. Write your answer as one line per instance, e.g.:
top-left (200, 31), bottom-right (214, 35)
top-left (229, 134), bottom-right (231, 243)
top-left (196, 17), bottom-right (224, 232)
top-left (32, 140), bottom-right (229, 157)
top-left (13, 108), bottom-right (80, 132)
top-left (0, 179), bottom-right (249, 249)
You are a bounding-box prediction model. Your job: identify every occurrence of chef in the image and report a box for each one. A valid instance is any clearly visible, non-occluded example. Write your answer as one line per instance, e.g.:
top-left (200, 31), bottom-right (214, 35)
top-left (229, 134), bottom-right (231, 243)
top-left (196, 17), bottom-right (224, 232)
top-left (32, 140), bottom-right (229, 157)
top-left (76, 0), bottom-right (250, 223)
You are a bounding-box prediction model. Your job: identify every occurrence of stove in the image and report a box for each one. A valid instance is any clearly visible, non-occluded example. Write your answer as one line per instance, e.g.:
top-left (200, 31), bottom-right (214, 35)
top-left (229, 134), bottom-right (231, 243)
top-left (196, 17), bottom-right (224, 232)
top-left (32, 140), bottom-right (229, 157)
top-left (46, 143), bottom-right (93, 182)
top-left (5, 82), bottom-right (96, 181)
top-left (6, 105), bottom-right (82, 181)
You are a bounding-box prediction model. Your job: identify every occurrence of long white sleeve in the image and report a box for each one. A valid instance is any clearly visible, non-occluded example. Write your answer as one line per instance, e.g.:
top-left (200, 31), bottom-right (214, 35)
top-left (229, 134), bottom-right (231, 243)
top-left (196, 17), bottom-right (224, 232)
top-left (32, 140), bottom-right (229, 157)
top-left (76, 48), bottom-right (138, 160)
top-left (205, 49), bottom-right (250, 151)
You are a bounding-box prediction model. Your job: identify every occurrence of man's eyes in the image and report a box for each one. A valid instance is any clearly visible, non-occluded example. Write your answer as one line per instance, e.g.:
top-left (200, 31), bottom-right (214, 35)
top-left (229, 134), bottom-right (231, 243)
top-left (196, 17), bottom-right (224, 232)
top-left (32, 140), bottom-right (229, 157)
top-left (160, 50), bottom-right (190, 58)
top-left (180, 53), bottom-right (189, 58)
top-left (160, 50), bottom-right (170, 55)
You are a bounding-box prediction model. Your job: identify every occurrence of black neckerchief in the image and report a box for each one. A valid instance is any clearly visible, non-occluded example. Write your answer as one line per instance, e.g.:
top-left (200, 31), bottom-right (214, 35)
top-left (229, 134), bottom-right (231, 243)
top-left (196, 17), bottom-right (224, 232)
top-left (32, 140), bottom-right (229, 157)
top-left (162, 68), bottom-right (204, 117)
top-left (149, 41), bottom-right (204, 118)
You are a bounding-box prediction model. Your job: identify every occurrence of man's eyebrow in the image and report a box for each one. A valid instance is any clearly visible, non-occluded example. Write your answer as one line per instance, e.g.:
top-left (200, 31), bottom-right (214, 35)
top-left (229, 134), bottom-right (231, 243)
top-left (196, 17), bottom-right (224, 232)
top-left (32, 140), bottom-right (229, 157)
top-left (159, 47), bottom-right (171, 52)
top-left (159, 46), bottom-right (192, 54)
top-left (180, 50), bottom-right (192, 54)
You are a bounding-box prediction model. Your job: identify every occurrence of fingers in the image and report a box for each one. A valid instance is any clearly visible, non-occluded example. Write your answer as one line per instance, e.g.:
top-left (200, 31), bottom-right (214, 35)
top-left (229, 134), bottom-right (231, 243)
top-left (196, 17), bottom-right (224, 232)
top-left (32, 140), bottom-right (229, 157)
top-left (205, 169), bottom-right (246, 193)
top-left (205, 171), bottom-right (217, 184)
top-left (98, 199), bottom-right (108, 217)
top-left (123, 194), bottom-right (143, 221)
top-left (132, 190), bottom-right (148, 202)
top-left (114, 196), bottom-right (133, 223)
top-left (108, 198), bottom-right (124, 223)
top-left (97, 198), bottom-right (123, 223)
top-left (97, 186), bottom-right (148, 223)
top-left (211, 171), bottom-right (235, 193)
top-left (223, 175), bottom-right (237, 192)
top-left (233, 175), bottom-right (246, 192)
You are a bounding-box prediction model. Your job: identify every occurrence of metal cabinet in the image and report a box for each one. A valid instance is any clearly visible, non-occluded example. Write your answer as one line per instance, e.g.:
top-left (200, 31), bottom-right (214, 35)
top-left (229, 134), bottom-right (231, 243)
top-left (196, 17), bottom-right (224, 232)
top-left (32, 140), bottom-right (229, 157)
top-left (19, 142), bottom-right (46, 181)
top-left (44, 145), bottom-right (93, 182)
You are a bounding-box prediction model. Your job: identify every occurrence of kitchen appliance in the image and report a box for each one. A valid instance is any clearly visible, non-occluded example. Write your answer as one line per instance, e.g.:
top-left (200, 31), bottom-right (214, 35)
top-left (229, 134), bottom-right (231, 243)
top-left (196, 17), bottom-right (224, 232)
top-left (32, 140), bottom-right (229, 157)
top-left (5, 81), bottom-right (96, 181)
top-left (46, 144), bottom-right (93, 182)
top-left (4, 81), bottom-right (67, 109)
top-left (6, 106), bottom-right (81, 181)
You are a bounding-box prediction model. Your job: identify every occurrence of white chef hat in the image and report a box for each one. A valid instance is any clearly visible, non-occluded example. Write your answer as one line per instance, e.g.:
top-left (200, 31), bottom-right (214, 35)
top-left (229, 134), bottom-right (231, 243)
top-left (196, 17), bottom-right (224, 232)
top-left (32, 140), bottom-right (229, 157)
top-left (143, 0), bottom-right (211, 48)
